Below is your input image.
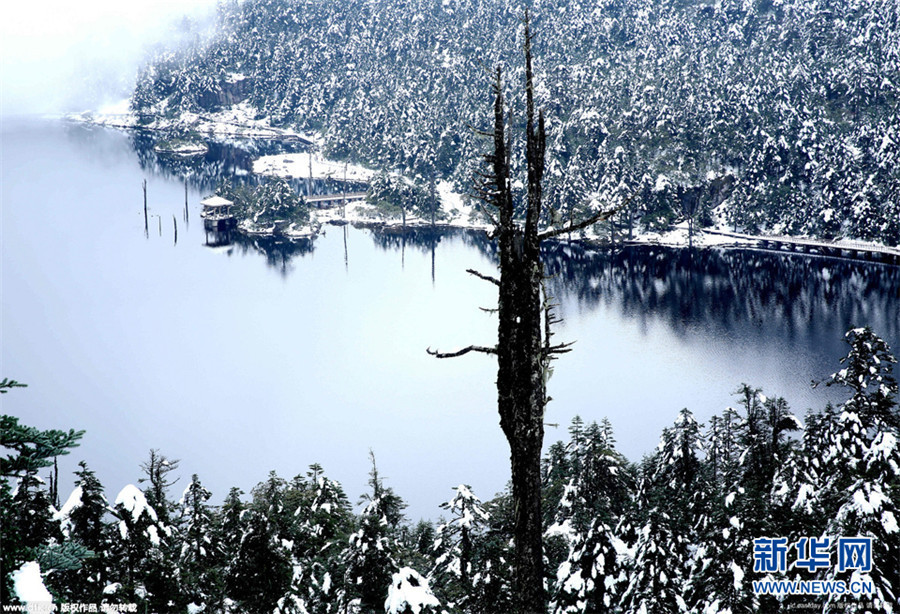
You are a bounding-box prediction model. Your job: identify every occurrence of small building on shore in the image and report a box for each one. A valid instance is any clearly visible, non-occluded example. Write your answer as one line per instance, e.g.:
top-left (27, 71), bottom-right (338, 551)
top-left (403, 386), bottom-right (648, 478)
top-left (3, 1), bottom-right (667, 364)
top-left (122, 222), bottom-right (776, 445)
top-left (200, 195), bottom-right (237, 230)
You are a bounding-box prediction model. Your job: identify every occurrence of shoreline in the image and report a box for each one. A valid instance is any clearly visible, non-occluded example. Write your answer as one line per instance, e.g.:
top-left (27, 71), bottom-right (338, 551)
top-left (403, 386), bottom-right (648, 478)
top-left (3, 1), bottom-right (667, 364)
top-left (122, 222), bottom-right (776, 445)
top-left (66, 110), bottom-right (900, 264)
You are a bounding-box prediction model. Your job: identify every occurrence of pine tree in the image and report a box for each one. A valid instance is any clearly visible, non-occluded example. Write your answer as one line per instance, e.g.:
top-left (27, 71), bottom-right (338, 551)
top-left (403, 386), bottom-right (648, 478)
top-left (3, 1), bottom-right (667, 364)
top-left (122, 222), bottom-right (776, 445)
top-left (620, 409), bottom-right (705, 614)
top-left (228, 507), bottom-right (292, 614)
top-left (431, 484), bottom-right (490, 611)
top-left (772, 328), bottom-right (899, 612)
top-left (0, 409), bottom-right (84, 603)
top-left (278, 464), bottom-right (353, 614)
top-left (107, 483), bottom-right (168, 607)
top-left (550, 418), bottom-right (632, 613)
top-left (217, 487), bottom-right (246, 611)
top-left (138, 450), bottom-right (183, 612)
top-left (51, 462), bottom-right (112, 602)
top-left (816, 328), bottom-right (899, 612)
top-left (343, 452), bottom-right (406, 613)
top-left (178, 474), bottom-right (221, 611)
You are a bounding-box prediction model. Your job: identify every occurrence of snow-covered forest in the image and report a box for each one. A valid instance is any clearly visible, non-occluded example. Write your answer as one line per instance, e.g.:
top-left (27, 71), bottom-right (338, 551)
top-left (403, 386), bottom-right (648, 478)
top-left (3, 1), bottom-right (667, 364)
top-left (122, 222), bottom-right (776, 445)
top-left (3, 327), bottom-right (898, 612)
top-left (130, 0), bottom-right (900, 244)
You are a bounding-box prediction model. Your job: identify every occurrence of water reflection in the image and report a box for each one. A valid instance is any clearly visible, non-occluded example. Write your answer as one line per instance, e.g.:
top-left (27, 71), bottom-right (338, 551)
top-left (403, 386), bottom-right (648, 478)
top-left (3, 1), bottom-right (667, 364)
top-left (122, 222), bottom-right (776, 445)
top-left (60, 120), bottom-right (898, 353)
top-left (229, 232), bottom-right (317, 277)
top-left (540, 242), bottom-right (900, 354)
top-left (352, 229), bottom-right (899, 354)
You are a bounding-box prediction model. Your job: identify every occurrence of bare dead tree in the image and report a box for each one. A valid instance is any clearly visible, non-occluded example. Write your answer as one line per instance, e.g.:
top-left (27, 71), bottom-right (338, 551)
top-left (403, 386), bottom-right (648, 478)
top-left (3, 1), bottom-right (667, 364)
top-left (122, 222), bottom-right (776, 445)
top-left (427, 12), bottom-right (619, 613)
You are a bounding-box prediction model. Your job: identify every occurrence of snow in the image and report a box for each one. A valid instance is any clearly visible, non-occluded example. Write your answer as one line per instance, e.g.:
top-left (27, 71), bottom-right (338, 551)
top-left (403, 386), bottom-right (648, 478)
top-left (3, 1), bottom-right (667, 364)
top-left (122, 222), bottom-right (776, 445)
top-left (12, 562), bottom-right (53, 605)
top-left (115, 484), bottom-right (158, 522)
top-left (53, 485), bottom-right (83, 535)
top-left (254, 152), bottom-right (377, 183)
top-left (730, 560), bottom-right (744, 590)
top-left (851, 485), bottom-right (887, 515)
top-left (882, 511), bottom-right (898, 533)
top-left (70, 101), bottom-right (314, 141)
top-left (384, 567), bottom-right (440, 614)
top-left (147, 525), bottom-right (161, 546)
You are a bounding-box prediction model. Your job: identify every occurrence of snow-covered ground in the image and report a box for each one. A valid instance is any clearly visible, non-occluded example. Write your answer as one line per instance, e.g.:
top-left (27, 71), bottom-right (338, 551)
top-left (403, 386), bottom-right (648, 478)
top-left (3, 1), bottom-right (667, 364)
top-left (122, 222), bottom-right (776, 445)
top-left (68, 100), bottom-right (316, 141)
top-left (253, 152), bottom-right (378, 183)
top-left (70, 103), bottom-right (864, 252)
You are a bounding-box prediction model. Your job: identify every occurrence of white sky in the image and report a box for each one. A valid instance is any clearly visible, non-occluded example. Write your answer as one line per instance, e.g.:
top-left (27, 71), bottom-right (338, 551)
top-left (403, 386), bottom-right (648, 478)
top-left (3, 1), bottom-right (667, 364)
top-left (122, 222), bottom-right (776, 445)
top-left (1, 0), bottom-right (219, 115)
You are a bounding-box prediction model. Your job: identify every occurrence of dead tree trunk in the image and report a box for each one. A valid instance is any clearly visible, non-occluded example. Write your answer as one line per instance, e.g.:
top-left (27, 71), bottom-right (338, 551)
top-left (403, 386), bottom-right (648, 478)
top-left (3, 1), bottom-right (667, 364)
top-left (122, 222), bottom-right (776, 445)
top-left (428, 13), bottom-right (622, 613)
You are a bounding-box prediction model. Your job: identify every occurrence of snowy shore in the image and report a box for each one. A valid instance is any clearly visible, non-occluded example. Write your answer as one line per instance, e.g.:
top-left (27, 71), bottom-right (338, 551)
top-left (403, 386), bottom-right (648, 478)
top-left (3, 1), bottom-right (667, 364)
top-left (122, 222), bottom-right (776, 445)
top-left (67, 107), bottom-right (898, 257)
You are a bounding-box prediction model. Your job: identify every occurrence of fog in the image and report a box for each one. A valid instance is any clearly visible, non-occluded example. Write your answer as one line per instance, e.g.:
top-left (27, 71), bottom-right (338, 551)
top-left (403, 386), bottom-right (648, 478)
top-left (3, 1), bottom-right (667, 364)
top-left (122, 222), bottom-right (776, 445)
top-left (0, 0), bottom-right (218, 116)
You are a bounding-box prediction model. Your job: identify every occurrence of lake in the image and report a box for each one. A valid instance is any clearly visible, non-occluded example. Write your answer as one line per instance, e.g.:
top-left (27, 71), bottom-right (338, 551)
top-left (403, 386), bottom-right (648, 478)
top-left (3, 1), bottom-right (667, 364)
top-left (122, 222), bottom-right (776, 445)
top-left (2, 118), bottom-right (898, 520)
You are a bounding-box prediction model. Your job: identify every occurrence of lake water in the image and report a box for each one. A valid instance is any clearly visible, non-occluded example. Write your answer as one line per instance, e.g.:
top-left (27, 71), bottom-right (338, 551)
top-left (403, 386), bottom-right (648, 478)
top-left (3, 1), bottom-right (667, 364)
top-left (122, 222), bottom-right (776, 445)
top-left (2, 118), bottom-right (899, 520)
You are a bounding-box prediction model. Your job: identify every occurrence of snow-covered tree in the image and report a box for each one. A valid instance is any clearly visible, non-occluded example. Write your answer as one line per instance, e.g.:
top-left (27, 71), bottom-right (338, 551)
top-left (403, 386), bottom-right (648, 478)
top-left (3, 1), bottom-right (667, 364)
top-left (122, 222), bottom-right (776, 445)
top-left (0, 410), bottom-right (83, 603)
top-left (342, 453), bottom-right (406, 612)
top-left (106, 484), bottom-right (168, 606)
top-left (384, 567), bottom-right (441, 614)
top-left (51, 462), bottom-right (112, 602)
top-left (178, 474), bottom-right (221, 611)
top-left (277, 464), bottom-right (353, 614)
top-left (431, 484), bottom-right (490, 611)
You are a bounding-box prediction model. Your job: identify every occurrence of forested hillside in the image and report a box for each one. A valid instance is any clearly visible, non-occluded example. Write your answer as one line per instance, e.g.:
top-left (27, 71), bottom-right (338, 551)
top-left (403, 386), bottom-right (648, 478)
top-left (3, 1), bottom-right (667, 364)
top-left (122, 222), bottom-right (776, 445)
top-left (3, 328), bottom-right (899, 612)
top-left (131, 0), bottom-right (900, 244)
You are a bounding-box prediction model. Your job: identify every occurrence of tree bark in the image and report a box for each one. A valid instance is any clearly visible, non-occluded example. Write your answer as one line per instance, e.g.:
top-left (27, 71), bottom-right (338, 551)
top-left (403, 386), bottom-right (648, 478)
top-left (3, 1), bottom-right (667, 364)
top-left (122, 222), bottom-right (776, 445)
top-left (492, 13), bottom-right (548, 610)
top-left (432, 12), bottom-right (619, 612)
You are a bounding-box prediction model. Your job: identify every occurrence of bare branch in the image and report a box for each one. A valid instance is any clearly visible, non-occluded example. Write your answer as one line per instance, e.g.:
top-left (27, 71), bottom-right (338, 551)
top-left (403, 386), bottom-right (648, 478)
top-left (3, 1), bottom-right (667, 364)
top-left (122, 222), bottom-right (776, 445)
top-left (479, 307), bottom-right (499, 314)
top-left (474, 200), bottom-right (499, 228)
top-left (538, 190), bottom-right (640, 240)
top-left (545, 341), bottom-right (576, 356)
top-left (427, 345), bottom-right (498, 359)
top-left (467, 268), bottom-right (501, 286)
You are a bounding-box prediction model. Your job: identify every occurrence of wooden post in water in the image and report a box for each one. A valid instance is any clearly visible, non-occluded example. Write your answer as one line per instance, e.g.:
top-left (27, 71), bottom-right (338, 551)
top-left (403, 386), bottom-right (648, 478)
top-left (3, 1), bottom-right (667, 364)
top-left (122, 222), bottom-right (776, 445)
top-left (173, 215), bottom-right (178, 246)
top-left (308, 152), bottom-right (313, 197)
top-left (342, 163), bottom-right (347, 219)
top-left (143, 179), bottom-right (149, 237)
top-left (343, 224), bottom-right (349, 272)
top-left (158, 216), bottom-right (162, 236)
top-left (429, 172), bottom-right (437, 227)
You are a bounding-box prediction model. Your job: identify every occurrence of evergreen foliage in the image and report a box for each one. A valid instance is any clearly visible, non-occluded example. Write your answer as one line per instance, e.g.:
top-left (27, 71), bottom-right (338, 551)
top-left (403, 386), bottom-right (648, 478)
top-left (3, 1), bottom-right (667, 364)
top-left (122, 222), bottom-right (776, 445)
top-left (3, 326), bottom-right (898, 611)
top-left (132, 0), bottom-right (900, 245)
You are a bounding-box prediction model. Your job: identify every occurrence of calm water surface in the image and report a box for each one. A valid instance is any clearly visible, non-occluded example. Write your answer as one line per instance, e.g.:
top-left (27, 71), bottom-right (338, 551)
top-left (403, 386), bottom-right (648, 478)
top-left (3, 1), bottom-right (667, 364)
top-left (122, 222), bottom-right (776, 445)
top-left (2, 119), bottom-right (898, 520)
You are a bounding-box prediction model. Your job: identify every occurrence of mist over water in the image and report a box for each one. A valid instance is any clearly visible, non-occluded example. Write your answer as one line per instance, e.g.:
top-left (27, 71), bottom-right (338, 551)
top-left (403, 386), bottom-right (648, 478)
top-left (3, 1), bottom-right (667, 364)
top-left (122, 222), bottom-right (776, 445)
top-left (0, 1), bottom-right (218, 116)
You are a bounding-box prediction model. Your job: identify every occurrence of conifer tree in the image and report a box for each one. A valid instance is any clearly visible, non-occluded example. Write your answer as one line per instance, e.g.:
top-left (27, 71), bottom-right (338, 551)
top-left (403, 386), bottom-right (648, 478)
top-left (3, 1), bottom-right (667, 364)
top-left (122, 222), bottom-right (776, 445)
top-left (620, 409), bottom-right (704, 614)
top-left (107, 483), bottom-right (167, 606)
top-left (178, 474), bottom-right (220, 610)
top-left (278, 464), bottom-right (353, 614)
top-left (431, 484), bottom-right (490, 611)
top-left (343, 453), bottom-right (406, 613)
top-left (228, 507), bottom-right (292, 614)
top-left (550, 418), bottom-right (632, 613)
top-left (1, 408), bottom-right (84, 603)
top-left (138, 450), bottom-right (182, 612)
top-left (52, 462), bottom-right (111, 602)
top-left (217, 487), bottom-right (246, 610)
top-left (812, 329), bottom-right (898, 612)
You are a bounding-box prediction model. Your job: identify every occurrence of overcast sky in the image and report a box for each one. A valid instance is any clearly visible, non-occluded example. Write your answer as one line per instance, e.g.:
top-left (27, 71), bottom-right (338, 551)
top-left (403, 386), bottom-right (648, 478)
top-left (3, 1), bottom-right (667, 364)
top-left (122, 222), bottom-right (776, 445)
top-left (1, 0), bottom-right (218, 116)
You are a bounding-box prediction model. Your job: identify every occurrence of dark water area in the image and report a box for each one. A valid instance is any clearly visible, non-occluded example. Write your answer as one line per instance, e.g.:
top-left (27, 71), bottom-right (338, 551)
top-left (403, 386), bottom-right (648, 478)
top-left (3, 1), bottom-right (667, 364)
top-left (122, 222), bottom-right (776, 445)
top-left (2, 118), bottom-right (898, 520)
